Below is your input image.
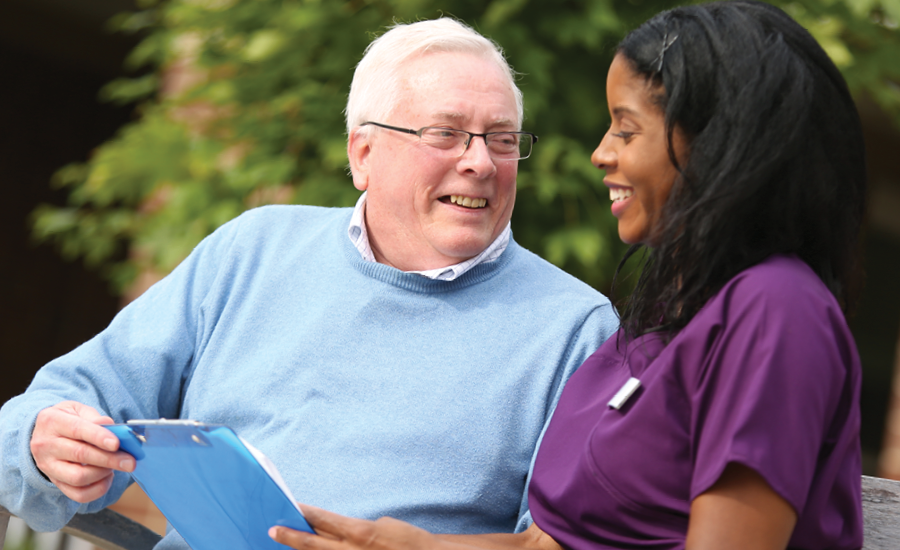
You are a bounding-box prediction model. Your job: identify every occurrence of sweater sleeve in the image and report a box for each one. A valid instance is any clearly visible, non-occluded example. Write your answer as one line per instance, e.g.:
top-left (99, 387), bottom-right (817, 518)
top-left (515, 301), bottom-right (620, 531)
top-left (0, 215), bottom-right (243, 531)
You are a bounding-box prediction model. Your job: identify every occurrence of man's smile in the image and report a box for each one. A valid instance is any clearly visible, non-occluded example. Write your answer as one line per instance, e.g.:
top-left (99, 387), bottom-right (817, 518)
top-left (440, 195), bottom-right (488, 209)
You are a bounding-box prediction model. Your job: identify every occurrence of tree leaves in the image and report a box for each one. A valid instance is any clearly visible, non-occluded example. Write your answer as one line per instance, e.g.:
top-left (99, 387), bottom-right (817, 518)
top-left (32, 0), bottom-right (900, 295)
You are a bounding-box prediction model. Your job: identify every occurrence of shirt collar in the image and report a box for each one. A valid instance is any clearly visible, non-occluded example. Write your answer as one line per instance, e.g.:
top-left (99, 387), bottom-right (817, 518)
top-left (347, 191), bottom-right (511, 281)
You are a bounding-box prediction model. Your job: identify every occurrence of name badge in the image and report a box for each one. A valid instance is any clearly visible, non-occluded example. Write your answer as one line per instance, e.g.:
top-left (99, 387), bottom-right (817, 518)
top-left (608, 377), bottom-right (641, 410)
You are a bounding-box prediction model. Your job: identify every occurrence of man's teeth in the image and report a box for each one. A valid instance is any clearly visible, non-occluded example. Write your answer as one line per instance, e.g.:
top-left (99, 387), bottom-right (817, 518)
top-left (609, 188), bottom-right (634, 202)
top-left (450, 195), bottom-right (487, 208)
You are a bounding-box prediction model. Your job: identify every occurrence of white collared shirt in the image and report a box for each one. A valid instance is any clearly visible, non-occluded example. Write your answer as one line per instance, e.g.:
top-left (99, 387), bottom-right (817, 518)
top-left (347, 192), bottom-right (510, 281)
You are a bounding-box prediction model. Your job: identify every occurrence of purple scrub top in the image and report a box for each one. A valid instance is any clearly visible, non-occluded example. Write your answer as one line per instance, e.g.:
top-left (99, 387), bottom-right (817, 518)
top-left (529, 255), bottom-right (862, 550)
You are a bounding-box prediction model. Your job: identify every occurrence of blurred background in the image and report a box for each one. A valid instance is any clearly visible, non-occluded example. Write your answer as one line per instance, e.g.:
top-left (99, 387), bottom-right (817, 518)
top-left (1, 0), bottom-right (899, 547)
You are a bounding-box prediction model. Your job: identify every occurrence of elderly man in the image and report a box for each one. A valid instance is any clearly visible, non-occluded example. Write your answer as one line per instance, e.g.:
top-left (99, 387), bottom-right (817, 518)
top-left (0, 18), bottom-right (617, 548)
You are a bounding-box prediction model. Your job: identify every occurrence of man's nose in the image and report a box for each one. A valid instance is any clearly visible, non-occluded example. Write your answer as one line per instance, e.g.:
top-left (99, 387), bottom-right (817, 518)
top-left (459, 135), bottom-right (498, 175)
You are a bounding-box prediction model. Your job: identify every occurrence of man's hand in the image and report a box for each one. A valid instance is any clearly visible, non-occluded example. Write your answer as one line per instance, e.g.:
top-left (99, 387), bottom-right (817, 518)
top-left (30, 401), bottom-right (135, 503)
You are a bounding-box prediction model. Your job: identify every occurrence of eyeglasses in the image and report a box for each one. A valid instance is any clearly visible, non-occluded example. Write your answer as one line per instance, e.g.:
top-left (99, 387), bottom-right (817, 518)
top-left (360, 122), bottom-right (538, 160)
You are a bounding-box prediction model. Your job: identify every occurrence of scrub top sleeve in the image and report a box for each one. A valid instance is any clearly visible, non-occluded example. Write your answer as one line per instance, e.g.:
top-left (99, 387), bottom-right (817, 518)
top-left (687, 269), bottom-right (851, 515)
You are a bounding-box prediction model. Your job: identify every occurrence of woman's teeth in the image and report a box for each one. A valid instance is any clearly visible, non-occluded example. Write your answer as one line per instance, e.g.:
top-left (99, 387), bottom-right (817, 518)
top-left (609, 188), bottom-right (634, 202)
top-left (450, 195), bottom-right (487, 208)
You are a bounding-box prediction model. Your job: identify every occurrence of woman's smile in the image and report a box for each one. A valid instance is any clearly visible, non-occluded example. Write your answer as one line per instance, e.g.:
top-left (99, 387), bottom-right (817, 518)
top-left (607, 185), bottom-right (635, 218)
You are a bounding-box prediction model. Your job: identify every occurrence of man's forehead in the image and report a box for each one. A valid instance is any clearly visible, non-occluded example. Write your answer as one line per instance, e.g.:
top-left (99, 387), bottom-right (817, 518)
top-left (399, 51), bottom-right (510, 93)
top-left (396, 53), bottom-right (518, 126)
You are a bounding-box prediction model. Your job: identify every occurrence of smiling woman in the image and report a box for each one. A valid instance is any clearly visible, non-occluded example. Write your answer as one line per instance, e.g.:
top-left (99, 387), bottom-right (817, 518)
top-left (527, 1), bottom-right (867, 546)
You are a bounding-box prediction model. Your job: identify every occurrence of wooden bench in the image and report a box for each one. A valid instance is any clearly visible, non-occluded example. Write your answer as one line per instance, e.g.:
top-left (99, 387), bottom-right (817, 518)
top-left (861, 475), bottom-right (900, 549)
top-left (2, 475), bottom-right (899, 549)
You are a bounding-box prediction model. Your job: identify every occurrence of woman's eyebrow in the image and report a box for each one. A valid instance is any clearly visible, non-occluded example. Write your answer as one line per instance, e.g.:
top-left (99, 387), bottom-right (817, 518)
top-left (611, 105), bottom-right (641, 119)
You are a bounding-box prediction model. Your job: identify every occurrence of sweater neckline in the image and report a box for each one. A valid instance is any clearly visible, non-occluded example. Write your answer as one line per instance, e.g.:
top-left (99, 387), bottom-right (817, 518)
top-left (339, 212), bottom-right (518, 293)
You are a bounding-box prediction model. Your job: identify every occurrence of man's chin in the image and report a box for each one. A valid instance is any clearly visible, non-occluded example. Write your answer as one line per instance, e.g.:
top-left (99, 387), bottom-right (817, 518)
top-left (431, 235), bottom-right (496, 264)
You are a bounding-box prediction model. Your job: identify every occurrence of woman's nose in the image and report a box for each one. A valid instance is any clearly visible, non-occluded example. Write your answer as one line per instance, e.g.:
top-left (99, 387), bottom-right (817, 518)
top-left (591, 132), bottom-right (616, 171)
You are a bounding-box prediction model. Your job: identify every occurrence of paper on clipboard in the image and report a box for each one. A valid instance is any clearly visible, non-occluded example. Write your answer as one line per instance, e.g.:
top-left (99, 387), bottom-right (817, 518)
top-left (237, 435), bottom-right (302, 513)
top-left (105, 420), bottom-right (314, 550)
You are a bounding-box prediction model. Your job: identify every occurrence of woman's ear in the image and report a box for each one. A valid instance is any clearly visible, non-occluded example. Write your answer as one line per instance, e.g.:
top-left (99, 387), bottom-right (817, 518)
top-left (348, 130), bottom-right (371, 191)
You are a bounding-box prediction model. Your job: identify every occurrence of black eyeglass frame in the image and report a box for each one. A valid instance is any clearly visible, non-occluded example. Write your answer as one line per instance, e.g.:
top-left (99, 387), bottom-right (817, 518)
top-left (360, 121), bottom-right (539, 160)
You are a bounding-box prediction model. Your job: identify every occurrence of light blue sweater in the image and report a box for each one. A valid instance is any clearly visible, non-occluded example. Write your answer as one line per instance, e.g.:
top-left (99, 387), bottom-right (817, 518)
top-left (0, 205), bottom-right (618, 548)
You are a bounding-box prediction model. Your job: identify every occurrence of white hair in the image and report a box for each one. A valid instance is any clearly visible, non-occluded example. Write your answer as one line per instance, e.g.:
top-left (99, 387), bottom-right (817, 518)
top-left (345, 18), bottom-right (524, 137)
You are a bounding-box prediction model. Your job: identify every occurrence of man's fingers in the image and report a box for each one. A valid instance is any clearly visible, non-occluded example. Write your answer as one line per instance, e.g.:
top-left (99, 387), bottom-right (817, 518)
top-left (62, 410), bottom-right (120, 453)
top-left (90, 415), bottom-right (116, 426)
top-left (35, 403), bottom-right (120, 453)
top-left (44, 459), bottom-right (117, 489)
top-left (55, 401), bottom-right (111, 425)
top-left (53, 472), bottom-right (115, 504)
top-left (47, 436), bottom-right (134, 472)
top-left (32, 429), bottom-right (132, 475)
top-left (33, 441), bottom-right (131, 504)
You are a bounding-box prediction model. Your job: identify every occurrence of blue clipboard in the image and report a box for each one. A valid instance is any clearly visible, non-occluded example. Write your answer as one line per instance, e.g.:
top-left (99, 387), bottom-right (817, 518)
top-left (105, 420), bottom-right (314, 550)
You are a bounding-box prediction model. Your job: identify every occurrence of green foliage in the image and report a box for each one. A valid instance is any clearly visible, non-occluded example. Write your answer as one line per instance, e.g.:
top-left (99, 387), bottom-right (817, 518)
top-left (32, 0), bottom-right (900, 295)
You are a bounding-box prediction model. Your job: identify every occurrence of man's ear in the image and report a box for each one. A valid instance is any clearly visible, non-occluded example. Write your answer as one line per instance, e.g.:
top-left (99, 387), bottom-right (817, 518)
top-left (348, 129), bottom-right (372, 191)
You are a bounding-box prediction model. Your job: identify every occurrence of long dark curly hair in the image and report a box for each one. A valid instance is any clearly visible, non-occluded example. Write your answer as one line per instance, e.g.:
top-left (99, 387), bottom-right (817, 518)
top-left (611, 0), bottom-right (867, 340)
